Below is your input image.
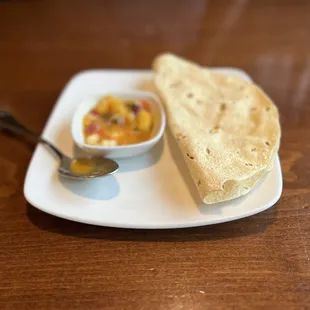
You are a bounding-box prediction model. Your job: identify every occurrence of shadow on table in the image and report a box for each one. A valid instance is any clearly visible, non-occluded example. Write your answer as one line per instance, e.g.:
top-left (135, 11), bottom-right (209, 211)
top-left (26, 203), bottom-right (278, 242)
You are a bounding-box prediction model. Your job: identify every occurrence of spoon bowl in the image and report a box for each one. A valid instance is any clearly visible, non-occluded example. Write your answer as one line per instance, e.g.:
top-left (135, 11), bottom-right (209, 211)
top-left (58, 156), bottom-right (119, 179)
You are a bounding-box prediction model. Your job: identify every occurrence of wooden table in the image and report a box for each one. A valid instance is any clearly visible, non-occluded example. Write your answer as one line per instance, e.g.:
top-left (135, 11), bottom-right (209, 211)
top-left (1, 1), bottom-right (309, 309)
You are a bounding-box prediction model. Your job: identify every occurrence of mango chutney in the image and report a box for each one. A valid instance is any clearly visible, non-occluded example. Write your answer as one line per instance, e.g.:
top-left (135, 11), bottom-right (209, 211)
top-left (83, 95), bottom-right (154, 146)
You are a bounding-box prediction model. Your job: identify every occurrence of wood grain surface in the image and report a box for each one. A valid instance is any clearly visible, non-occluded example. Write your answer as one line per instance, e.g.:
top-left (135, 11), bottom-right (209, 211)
top-left (0, 0), bottom-right (310, 309)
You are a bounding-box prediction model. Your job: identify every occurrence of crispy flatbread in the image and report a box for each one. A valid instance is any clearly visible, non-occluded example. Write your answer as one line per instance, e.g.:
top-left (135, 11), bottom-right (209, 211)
top-left (153, 54), bottom-right (281, 204)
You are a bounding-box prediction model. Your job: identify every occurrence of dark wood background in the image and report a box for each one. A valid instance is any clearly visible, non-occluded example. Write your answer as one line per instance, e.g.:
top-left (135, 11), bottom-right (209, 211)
top-left (1, 1), bottom-right (309, 309)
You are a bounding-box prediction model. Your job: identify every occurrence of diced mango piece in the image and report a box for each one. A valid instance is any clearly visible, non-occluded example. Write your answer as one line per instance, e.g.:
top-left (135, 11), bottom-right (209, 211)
top-left (106, 95), bottom-right (121, 103)
top-left (95, 98), bottom-right (109, 114)
top-left (125, 111), bottom-right (135, 123)
top-left (107, 96), bottom-right (127, 116)
top-left (137, 110), bottom-right (152, 131)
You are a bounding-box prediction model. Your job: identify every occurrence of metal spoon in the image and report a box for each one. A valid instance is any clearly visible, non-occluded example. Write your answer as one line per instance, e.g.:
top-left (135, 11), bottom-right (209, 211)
top-left (0, 111), bottom-right (119, 179)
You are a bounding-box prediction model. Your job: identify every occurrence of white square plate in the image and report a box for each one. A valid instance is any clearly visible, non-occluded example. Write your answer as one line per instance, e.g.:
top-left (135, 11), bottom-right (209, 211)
top-left (24, 69), bottom-right (283, 229)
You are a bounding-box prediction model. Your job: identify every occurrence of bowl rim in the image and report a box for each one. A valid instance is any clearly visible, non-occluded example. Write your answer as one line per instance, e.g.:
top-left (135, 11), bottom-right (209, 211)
top-left (71, 90), bottom-right (166, 151)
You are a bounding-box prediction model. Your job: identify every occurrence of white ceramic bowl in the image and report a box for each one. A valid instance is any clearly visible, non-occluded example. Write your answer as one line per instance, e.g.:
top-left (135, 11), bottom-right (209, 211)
top-left (72, 90), bottom-right (166, 159)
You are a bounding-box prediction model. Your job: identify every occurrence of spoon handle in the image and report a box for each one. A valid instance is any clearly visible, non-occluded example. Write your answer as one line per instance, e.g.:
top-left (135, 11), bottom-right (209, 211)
top-left (0, 111), bottom-right (64, 160)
